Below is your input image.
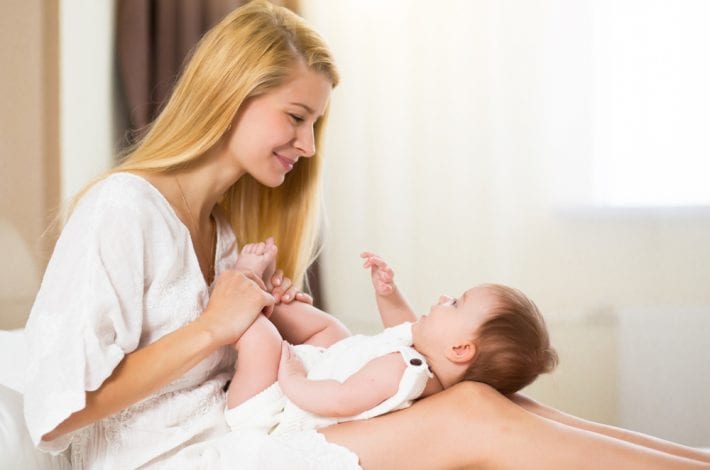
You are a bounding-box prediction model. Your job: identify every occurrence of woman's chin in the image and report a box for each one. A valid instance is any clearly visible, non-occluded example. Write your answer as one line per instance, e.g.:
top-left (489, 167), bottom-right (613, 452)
top-left (253, 173), bottom-right (286, 188)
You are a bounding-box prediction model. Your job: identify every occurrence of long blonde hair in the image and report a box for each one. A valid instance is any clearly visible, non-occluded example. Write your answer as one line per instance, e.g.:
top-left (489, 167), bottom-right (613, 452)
top-left (70, 0), bottom-right (339, 287)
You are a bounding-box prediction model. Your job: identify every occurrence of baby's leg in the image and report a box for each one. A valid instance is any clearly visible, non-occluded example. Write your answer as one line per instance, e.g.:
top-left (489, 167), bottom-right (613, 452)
top-left (226, 314), bottom-right (282, 409)
top-left (235, 238), bottom-right (277, 281)
top-left (269, 301), bottom-right (351, 348)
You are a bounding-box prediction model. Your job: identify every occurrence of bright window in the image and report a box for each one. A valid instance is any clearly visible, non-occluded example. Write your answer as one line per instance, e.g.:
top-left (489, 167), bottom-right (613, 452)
top-left (590, 0), bottom-right (710, 208)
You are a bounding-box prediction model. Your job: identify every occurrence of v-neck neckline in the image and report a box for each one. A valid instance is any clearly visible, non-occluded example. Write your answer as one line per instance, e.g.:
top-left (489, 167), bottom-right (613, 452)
top-left (115, 172), bottom-right (222, 289)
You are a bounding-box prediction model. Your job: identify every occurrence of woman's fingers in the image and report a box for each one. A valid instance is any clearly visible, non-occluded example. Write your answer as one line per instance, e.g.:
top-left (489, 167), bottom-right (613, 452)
top-left (271, 269), bottom-right (284, 287)
top-left (202, 269), bottom-right (274, 345)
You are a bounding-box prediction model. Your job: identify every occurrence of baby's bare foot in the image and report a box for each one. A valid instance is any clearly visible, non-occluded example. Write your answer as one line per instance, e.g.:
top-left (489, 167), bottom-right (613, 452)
top-left (235, 238), bottom-right (277, 279)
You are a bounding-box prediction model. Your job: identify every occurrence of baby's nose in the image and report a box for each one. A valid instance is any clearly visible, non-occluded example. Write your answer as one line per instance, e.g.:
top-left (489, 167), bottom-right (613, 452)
top-left (439, 295), bottom-right (452, 304)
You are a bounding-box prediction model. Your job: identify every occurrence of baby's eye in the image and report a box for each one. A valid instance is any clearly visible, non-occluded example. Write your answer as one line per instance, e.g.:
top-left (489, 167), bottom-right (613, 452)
top-left (451, 298), bottom-right (458, 307)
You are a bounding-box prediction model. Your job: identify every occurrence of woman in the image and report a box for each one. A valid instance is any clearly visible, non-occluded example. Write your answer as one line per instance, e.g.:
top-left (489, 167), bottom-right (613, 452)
top-left (24, 1), bottom-right (710, 468)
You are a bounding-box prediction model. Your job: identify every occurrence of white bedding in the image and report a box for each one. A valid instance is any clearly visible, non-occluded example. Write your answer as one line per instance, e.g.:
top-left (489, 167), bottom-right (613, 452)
top-left (0, 329), bottom-right (70, 469)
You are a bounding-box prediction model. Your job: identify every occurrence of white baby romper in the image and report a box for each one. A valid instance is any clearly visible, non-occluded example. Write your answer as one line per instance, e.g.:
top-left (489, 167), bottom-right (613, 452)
top-left (223, 321), bottom-right (433, 467)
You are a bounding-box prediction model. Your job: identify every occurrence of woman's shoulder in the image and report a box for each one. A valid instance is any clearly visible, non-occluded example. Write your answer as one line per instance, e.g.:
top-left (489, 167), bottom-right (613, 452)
top-left (81, 172), bottom-right (169, 211)
top-left (66, 172), bottom-right (179, 235)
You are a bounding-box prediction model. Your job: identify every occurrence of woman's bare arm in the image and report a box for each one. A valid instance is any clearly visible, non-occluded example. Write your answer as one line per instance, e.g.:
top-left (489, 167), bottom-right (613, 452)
top-left (42, 269), bottom-right (272, 442)
top-left (43, 319), bottom-right (218, 441)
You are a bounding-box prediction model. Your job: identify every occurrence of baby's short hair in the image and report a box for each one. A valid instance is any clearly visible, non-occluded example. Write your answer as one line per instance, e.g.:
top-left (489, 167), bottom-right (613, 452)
top-left (463, 284), bottom-right (558, 395)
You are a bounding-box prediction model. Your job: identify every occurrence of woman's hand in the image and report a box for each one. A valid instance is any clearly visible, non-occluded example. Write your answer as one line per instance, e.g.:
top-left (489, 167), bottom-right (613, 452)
top-left (198, 269), bottom-right (275, 346)
top-left (270, 269), bottom-right (314, 305)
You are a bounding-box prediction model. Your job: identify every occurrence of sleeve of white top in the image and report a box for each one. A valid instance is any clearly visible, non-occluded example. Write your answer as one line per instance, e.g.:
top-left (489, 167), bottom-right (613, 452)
top-left (23, 180), bottom-right (148, 454)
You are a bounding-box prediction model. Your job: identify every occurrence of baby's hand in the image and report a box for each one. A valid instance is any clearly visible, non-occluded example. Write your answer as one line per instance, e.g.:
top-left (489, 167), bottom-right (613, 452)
top-left (360, 251), bottom-right (396, 296)
top-left (278, 342), bottom-right (307, 390)
top-left (235, 237), bottom-right (277, 284)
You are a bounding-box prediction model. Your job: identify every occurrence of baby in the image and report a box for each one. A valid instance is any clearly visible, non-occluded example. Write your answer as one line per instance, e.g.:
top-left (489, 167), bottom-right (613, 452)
top-left (227, 240), bottom-right (558, 434)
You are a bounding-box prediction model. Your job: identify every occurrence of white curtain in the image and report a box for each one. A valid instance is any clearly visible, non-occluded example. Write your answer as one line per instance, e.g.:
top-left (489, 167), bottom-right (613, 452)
top-left (302, 0), bottom-right (710, 324)
top-left (301, 0), bottom-right (710, 445)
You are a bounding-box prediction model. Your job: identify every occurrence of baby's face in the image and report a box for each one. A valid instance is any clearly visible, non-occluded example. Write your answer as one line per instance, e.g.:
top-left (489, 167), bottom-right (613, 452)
top-left (414, 286), bottom-right (498, 347)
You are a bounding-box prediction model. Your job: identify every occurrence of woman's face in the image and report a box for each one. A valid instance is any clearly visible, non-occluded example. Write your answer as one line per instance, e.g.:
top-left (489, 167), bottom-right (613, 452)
top-left (226, 62), bottom-right (332, 187)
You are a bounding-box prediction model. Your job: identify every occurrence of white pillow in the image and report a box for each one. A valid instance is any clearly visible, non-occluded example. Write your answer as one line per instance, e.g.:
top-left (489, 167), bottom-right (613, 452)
top-left (0, 385), bottom-right (70, 470)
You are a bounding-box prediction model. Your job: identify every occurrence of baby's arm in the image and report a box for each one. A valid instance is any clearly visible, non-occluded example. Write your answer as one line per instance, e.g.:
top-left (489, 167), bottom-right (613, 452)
top-left (361, 252), bottom-right (416, 327)
top-left (270, 301), bottom-right (350, 348)
top-left (278, 342), bottom-right (406, 418)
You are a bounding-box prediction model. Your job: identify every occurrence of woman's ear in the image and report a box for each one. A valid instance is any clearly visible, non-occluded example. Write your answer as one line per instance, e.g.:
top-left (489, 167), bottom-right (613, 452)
top-left (445, 341), bottom-right (476, 364)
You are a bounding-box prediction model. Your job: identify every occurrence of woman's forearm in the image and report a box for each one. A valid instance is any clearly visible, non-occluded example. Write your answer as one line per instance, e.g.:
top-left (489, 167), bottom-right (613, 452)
top-left (42, 317), bottom-right (220, 442)
top-left (42, 269), bottom-right (272, 442)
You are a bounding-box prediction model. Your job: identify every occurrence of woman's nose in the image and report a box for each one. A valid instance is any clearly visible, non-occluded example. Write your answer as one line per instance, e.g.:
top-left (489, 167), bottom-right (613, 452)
top-left (295, 125), bottom-right (316, 158)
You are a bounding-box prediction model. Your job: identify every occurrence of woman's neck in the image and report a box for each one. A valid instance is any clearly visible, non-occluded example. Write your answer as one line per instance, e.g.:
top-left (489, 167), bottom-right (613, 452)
top-left (172, 147), bottom-right (244, 222)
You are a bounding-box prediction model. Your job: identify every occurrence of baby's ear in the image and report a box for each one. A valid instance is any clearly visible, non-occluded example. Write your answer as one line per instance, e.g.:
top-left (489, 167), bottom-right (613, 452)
top-left (446, 341), bottom-right (476, 364)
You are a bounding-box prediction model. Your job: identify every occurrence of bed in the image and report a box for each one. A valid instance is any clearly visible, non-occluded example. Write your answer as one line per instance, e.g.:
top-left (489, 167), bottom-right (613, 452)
top-left (0, 329), bottom-right (70, 469)
top-left (3, 328), bottom-right (708, 468)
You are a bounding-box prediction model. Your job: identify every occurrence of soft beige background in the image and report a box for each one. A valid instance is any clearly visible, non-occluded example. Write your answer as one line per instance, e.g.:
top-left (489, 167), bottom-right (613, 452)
top-left (0, 0), bottom-right (58, 329)
top-left (1, 0), bottom-right (708, 447)
top-left (302, 0), bottom-right (710, 446)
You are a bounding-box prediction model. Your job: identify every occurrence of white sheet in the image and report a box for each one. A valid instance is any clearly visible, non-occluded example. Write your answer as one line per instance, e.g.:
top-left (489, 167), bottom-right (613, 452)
top-left (0, 329), bottom-right (69, 469)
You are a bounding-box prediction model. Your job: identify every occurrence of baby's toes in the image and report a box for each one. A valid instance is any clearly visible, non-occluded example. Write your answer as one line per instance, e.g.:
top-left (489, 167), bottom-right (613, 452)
top-left (254, 242), bottom-right (266, 255)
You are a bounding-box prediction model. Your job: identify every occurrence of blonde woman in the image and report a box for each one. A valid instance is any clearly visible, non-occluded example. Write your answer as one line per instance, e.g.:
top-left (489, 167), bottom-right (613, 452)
top-left (23, 1), bottom-right (710, 468)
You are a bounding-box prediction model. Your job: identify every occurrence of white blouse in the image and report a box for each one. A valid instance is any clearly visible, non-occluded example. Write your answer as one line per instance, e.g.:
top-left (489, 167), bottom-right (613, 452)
top-left (24, 173), bottom-right (361, 470)
top-left (23, 173), bottom-right (238, 468)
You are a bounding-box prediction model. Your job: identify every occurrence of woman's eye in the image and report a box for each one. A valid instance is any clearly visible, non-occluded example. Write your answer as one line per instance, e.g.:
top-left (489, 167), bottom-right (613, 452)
top-left (289, 113), bottom-right (304, 123)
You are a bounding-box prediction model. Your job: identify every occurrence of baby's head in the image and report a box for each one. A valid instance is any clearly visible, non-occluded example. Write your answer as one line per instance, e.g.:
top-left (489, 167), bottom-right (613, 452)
top-left (463, 284), bottom-right (557, 394)
top-left (414, 284), bottom-right (558, 395)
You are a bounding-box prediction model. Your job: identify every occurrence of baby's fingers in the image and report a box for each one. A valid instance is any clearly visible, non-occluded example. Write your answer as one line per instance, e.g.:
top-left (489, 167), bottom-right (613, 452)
top-left (295, 292), bottom-right (314, 304)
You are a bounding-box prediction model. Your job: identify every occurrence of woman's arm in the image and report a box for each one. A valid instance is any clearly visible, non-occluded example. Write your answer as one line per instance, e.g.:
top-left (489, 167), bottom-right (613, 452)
top-left (361, 252), bottom-right (416, 327)
top-left (277, 343), bottom-right (405, 418)
top-left (42, 270), bottom-right (273, 442)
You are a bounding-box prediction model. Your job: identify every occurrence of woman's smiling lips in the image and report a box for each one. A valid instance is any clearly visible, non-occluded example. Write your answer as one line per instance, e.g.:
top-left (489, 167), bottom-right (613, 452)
top-left (274, 153), bottom-right (296, 171)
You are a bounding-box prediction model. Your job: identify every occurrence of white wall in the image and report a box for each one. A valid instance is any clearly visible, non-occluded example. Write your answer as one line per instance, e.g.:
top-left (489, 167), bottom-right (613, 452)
top-left (59, 0), bottom-right (117, 204)
top-left (0, 0), bottom-right (117, 329)
top-left (301, 0), bottom-right (710, 445)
